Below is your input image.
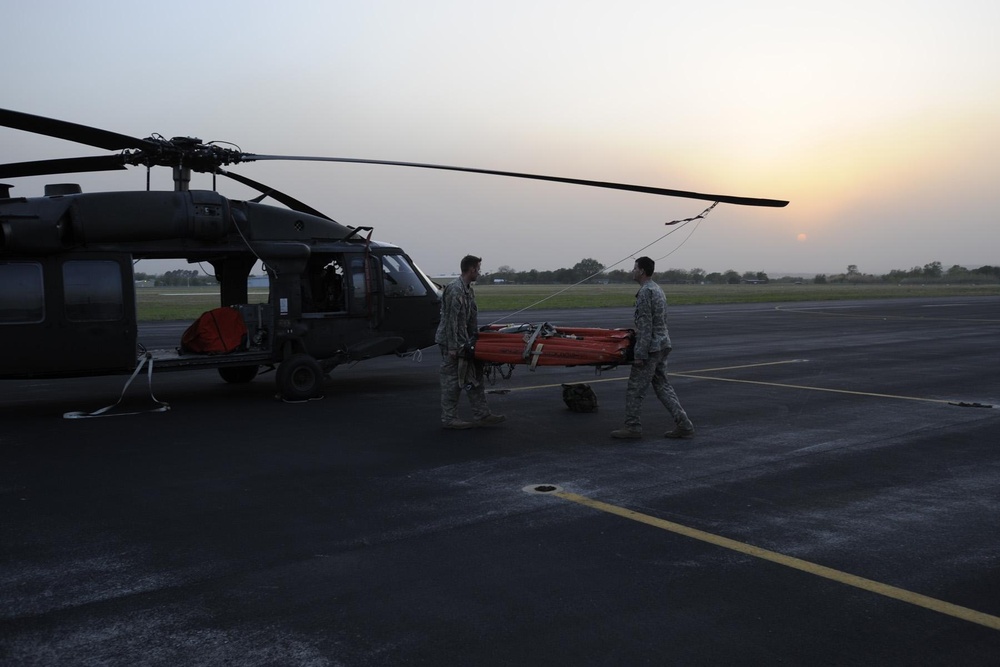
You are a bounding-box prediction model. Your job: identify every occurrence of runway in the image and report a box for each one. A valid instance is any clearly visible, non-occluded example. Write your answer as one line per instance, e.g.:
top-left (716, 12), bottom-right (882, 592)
top-left (2, 297), bottom-right (999, 665)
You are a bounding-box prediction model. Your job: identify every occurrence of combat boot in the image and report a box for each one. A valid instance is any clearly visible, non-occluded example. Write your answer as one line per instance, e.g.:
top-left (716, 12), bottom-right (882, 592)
top-left (443, 420), bottom-right (477, 430)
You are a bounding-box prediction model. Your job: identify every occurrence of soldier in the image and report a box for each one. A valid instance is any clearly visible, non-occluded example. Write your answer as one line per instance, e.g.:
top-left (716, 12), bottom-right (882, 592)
top-left (435, 254), bottom-right (506, 429)
top-left (611, 256), bottom-right (695, 440)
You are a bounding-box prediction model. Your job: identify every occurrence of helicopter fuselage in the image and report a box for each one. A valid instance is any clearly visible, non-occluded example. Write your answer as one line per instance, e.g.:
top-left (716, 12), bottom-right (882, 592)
top-left (0, 188), bottom-right (442, 399)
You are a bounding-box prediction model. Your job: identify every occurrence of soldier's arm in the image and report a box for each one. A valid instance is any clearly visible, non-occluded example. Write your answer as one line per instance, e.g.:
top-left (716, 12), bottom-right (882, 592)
top-left (633, 289), bottom-right (653, 361)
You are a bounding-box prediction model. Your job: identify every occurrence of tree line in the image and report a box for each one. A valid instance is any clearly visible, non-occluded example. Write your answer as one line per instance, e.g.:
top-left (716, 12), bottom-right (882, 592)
top-left (134, 269), bottom-right (216, 286)
top-left (489, 259), bottom-right (1000, 285)
top-left (135, 261), bottom-right (1000, 287)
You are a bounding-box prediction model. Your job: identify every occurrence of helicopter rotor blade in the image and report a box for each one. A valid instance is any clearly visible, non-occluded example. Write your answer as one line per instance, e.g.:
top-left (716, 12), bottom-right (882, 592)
top-left (216, 169), bottom-right (333, 220)
top-left (1, 108), bottom-right (788, 208)
top-left (0, 108), bottom-right (155, 152)
top-left (247, 155), bottom-right (789, 208)
top-left (0, 155), bottom-right (128, 179)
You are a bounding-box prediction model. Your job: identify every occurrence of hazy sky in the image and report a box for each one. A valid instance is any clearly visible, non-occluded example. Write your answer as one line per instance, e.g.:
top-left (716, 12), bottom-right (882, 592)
top-left (4, 0), bottom-right (998, 277)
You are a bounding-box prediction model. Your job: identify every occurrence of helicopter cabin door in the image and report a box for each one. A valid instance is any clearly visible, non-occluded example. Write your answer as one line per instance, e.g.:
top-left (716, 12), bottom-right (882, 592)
top-left (0, 255), bottom-right (137, 378)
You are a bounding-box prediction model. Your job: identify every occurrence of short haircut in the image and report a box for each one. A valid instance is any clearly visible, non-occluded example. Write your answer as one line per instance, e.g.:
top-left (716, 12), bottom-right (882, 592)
top-left (635, 256), bottom-right (655, 277)
top-left (461, 255), bottom-right (482, 273)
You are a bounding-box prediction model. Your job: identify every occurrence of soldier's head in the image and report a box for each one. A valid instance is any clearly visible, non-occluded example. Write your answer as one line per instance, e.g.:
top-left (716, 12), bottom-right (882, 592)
top-left (634, 256), bottom-right (655, 280)
top-left (461, 255), bottom-right (482, 282)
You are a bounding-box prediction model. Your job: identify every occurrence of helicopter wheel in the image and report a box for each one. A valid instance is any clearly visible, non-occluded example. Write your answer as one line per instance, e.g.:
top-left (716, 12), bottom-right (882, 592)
top-left (218, 365), bottom-right (260, 384)
top-left (276, 354), bottom-right (324, 401)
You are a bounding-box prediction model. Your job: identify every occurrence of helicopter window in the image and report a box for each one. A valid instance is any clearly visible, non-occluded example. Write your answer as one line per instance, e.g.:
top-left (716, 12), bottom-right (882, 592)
top-left (63, 261), bottom-right (124, 322)
top-left (381, 254), bottom-right (429, 298)
top-left (348, 257), bottom-right (370, 313)
top-left (0, 263), bottom-right (44, 324)
top-left (305, 259), bottom-right (346, 313)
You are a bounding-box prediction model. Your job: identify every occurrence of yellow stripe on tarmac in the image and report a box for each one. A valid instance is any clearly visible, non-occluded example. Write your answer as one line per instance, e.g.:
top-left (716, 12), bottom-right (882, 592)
top-left (775, 305), bottom-right (1000, 324)
top-left (553, 490), bottom-right (1000, 631)
top-left (502, 360), bottom-right (806, 393)
top-left (503, 359), bottom-right (957, 405)
top-left (671, 373), bottom-right (957, 405)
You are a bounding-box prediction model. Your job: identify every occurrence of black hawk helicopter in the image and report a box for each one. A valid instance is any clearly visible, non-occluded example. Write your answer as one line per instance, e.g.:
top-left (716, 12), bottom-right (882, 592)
top-left (0, 108), bottom-right (788, 401)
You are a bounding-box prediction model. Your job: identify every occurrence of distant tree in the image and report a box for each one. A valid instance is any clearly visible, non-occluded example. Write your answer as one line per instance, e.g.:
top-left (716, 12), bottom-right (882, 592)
top-left (973, 265), bottom-right (1000, 280)
top-left (161, 269), bottom-right (202, 286)
top-left (847, 264), bottom-right (860, 276)
top-left (606, 269), bottom-right (631, 283)
top-left (945, 264), bottom-right (967, 279)
top-left (689, 267), bottom-right (706, 284)
top-left (169, 269), bottom-right (214, 286)
top-left (659, 268), bottom-right (691, 283)
top-left (922, 261), bottom-right (943, 279)
top-left (554, 267), bottom-right (575, 284)
top-left (724, 270), bottom-right (741, 285)
top-left (521, 269), bottom-right (540, 284)
top-left (882, 269), bottom-right (908, 283)
top-left (572, 258), bottom-right (605, 282)
top-left (813, 274), bottom-right (828, 284)
top-left (495, 265), bottom-right (516, 282)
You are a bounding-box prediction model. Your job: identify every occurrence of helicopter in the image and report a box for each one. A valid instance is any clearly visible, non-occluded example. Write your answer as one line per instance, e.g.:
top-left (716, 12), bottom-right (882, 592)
top-left (0, 108), bottom-right (788, 402)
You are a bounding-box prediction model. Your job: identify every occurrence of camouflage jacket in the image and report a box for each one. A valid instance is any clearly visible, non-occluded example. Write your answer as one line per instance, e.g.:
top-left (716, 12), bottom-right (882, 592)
top-left (633, 280), bottom-right (672, 361)
top-left (434, 277), bottom-right (478, 351)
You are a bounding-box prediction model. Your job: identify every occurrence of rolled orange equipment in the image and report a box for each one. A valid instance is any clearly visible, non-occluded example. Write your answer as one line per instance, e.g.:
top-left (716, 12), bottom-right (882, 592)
top-left (474, 323), bottom-right (634, 367)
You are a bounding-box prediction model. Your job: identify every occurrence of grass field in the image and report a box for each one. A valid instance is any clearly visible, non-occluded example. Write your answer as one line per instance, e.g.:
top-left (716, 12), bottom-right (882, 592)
top-left (135, 283), bottom-right (1000, 321)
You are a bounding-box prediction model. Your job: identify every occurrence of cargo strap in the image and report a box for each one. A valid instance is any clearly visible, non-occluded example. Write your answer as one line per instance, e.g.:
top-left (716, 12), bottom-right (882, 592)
top-left (522, 323), bottom-right (553, 370)
top-left (521, 322), bottom-right (549, 370)
top-left (63, 353), bottom-right (170, 419)
top-left (528, 343), bottom-right (543, 370)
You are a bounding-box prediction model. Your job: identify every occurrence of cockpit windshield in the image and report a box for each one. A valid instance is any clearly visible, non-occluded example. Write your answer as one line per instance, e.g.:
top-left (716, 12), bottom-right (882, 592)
top-left (382, 254), bottom-right (435, 298)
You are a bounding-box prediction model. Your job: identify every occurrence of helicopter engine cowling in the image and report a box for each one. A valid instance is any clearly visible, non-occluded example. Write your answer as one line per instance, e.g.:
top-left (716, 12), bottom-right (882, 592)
top-left (0, 190), bottom-right (231, 252)
top-left (0, 194), bottom-right (72, 252)
top-left (0, 217), bottom-right (65, 252)
top-left (68, 190), bottom-right (230, 243)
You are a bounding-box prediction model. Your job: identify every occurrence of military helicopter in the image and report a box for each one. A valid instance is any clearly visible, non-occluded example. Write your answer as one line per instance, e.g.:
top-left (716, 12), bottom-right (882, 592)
top-left (0, 108), bottom-right (788, 401)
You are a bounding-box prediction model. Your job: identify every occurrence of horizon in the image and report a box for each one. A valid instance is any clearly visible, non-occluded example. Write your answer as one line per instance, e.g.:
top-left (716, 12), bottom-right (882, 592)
top-left (134, 259), bottom-right (992, 282)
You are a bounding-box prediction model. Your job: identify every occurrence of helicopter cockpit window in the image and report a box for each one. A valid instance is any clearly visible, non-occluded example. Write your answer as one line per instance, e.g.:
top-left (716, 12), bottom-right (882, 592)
top-left (63, 260), bottom-right (124, 322)
top-left (381, 254), bottom-right (429, 298)
top-left (0, 263), bottom-right (44, 324)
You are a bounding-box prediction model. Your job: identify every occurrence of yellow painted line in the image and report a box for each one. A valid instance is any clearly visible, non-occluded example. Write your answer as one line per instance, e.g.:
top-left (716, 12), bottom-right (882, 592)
top-left (552, 490), bottom-right (1000, 631)
top-left (500, 359), bottom-right (973, 406)
top-left (498, 375), bottom-right (626, 392)
top-left (500, 359), bottom-right (806, 392)
top-left (775, 306), bottom-right (1000, 323)
top-left (681, 359), bottom-right (808, 374)
top-left (671, 373), bottom-right (957, 405)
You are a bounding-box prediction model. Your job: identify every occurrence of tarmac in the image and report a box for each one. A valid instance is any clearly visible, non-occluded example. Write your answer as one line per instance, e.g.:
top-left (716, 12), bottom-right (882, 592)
top-left (1, 296), bottom-right (999, 665)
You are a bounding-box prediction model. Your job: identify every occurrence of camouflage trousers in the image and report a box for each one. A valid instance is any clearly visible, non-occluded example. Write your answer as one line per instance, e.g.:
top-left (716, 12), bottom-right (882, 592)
top-left (439, 345), bottom-right (490, 424)
top-left (624, 348), bottom-right (692, 432)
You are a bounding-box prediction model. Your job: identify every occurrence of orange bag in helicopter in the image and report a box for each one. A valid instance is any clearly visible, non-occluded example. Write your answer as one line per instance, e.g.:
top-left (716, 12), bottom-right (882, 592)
top-left (473, 323), bottom-right (634, 368)
top-left (180, 307), bottom-right (248, 355)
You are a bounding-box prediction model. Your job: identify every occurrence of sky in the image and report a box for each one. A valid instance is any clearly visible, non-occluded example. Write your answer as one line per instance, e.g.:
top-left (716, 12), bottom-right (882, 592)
top-left (4, 0), bottom-right (999, 277)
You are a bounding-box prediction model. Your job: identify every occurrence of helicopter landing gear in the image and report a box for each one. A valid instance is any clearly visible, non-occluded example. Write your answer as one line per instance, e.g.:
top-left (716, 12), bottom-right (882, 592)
top-left (276, 353), bottom-right (324, 401)
top-left (218, 365), bottom-right (260, 384)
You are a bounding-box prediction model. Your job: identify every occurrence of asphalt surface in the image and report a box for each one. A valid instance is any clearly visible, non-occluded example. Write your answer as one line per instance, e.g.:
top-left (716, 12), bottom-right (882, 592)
top-left (2, 297), bottom-right (999, 666)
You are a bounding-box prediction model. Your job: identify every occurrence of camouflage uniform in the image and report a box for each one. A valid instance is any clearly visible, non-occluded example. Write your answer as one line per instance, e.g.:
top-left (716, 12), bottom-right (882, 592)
top-left (435, 277), bottom-right (489, 424)
top-left (624, 280), bottom-right (693, 432)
